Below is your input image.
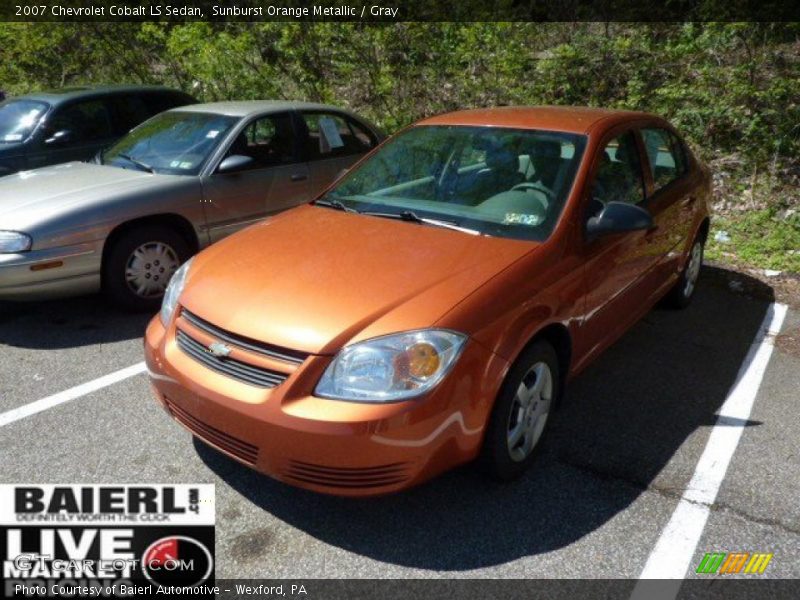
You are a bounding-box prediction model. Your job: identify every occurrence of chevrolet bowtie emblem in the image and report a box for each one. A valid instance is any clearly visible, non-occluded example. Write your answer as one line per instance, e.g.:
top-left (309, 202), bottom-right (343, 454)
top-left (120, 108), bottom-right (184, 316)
top-left (208, 342), bottom-right (232, 358)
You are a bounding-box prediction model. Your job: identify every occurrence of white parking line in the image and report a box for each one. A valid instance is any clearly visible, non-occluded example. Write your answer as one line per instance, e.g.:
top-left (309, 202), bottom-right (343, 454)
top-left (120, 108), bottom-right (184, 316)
top-left (633, 302), bottom-right (787, 589)
top-left (0, 362), bottom-right (147, 428)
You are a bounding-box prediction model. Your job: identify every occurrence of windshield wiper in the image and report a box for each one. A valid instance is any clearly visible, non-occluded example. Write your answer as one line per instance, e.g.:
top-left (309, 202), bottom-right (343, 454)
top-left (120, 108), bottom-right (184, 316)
top-left (314, 197), bottom-right (359, 213)
top-left (118, 153), bottom-right (155, 174)
top-left (363, 210), bottom-right (482, 236)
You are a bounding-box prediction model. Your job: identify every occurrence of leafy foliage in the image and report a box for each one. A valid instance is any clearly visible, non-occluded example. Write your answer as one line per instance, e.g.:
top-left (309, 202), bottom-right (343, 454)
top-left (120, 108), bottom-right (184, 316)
top-left (1, 22), bottom-right (798, 268)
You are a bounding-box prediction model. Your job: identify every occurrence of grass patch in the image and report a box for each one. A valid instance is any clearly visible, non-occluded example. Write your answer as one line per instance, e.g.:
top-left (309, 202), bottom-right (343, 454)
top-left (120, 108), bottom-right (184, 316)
top-left (706, 209), bottom-right (800, 273)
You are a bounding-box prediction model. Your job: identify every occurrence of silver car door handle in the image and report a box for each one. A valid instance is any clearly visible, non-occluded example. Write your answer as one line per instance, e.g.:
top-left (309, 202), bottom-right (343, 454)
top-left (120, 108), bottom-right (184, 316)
top-left (290, 173), bottom-right (308, 182)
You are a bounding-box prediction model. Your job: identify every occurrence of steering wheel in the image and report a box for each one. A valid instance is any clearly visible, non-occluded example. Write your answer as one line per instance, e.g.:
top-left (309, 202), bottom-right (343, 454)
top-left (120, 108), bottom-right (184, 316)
top-left (511, 182), bottom-right (555, 202)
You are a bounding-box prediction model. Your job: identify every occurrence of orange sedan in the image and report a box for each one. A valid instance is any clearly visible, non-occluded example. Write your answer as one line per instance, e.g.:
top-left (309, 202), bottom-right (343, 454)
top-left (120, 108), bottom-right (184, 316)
top-left (144, 107), bottom-right (711, 496)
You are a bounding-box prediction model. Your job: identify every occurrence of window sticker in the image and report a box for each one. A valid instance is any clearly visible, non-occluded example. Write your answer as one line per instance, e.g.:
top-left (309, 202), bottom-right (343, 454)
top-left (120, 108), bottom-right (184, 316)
top-left (503, 213), bottom-right (543, 226)
top-left (170, 160), bottom-right (181, 168)
top-left (318, 117), bottom-right (344, 149)
top-left (206, 130), bottom-right (220, 139)
top-left (179, 161), bottom-right (193, 169)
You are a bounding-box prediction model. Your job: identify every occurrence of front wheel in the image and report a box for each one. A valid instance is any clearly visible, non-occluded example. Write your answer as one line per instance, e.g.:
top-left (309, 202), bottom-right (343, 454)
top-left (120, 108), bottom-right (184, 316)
top-left (479, 340), bottom-right (560, 481)
top-left (665, 234), bottom-right (705, 309)
top-left (103, 226), bottom-right (190, 312)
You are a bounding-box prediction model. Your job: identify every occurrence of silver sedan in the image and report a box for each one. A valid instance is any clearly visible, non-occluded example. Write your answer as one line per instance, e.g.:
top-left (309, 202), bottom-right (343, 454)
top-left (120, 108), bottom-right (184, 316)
top-left (0, 101), bottom-right (383, 309)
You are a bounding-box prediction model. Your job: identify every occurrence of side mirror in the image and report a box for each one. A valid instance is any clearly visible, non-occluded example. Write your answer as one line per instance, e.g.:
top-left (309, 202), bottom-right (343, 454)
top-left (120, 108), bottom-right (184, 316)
top-left (217, 154), bottom-right (254, 174)
top-left (586, 201), bottom-right (654, 240)
top-left (44, 129), bottom-right (73, 145)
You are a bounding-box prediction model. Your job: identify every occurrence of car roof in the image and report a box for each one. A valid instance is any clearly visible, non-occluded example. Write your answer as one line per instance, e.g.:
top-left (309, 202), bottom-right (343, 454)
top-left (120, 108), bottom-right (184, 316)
top-left (170, 100), bottom-right (358, 118)
top-left (14, 85), bottom-right (189, 106)
top-left (416, 106), bottom-right (656, 135)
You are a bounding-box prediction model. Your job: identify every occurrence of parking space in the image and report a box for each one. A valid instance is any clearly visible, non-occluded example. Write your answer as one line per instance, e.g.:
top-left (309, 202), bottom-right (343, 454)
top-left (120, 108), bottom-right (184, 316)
top-left (1, 265), bottom-right (798, 580)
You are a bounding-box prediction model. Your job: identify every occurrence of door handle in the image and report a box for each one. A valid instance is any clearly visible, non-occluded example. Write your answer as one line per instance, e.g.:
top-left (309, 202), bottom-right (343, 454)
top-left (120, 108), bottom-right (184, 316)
top-left (290, 173), bottom-right (308, 182)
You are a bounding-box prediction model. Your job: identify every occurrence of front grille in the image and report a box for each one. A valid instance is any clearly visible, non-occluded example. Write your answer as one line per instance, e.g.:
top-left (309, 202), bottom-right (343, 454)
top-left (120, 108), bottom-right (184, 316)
top-left (283, 460), bottom-right (410, 489)
top-left (181, 309), bottom-right (309, 365)
top-left (176, 329), bottom-right (289, 388)
top-left (165, 398), bottom-right (259, 465)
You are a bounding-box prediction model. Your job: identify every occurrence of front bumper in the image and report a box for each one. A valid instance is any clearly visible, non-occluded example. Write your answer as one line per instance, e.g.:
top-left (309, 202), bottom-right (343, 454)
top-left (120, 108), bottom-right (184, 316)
top-left (0, 242), bottom-right (102, 300)
top-left (144, 313), bottom-right (509, 496)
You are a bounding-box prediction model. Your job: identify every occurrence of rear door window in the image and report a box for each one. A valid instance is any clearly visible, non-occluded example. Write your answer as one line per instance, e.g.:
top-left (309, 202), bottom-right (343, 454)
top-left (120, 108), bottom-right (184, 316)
top-left (299, 112), bottom-right (376, 160)
top-left (641, 128), bottom-right (688, 192)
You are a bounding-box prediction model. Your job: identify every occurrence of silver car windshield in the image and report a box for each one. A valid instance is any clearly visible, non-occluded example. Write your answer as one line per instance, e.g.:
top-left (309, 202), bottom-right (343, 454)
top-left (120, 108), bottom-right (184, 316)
top-left (102, 111), bottom-right (238, 176)
top-left (322, 125), bottom-right (587, 241)
top-left (0, 100), bottom-right (49, 143)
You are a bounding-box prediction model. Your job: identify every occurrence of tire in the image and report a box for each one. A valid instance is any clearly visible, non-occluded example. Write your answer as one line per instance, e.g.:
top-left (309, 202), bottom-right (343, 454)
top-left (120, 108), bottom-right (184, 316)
top-left (103, 225), bottom-right (191, 312)
top-left (664, 232), bottom-right (705, 309)
top-left (479, 339), bottom-right (560, 481)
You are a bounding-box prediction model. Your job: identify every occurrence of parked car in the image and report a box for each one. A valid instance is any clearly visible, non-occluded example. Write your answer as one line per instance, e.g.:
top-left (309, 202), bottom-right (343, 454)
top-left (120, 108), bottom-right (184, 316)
top-left (0, 101), bottom-right (383, 309)
top-left (0, 85), bottom-right (196, 176)
top-left (144, 106), bottom-right (712, 496)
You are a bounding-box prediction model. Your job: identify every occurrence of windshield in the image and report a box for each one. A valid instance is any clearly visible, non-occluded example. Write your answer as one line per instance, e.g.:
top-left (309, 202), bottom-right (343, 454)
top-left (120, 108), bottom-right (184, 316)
top-left (0, 100), bottom-right (49, 143)
top-left (101, 111), bottom-right (238, 175)
top-left (323, 125), bottom-right (587, 241)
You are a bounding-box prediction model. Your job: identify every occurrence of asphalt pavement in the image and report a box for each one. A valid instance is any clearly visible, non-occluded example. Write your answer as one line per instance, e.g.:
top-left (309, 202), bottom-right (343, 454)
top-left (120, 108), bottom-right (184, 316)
top-left (1, 265), bottom-right (798, 582)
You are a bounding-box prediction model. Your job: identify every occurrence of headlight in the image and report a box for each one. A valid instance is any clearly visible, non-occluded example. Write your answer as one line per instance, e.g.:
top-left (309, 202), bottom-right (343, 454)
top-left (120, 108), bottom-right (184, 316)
top-left (315, 329), bottom-right (467, 402)
top-left (159, 258), bottom-right (193, 326)
top-left (0, 231), bottom-right (32, 253)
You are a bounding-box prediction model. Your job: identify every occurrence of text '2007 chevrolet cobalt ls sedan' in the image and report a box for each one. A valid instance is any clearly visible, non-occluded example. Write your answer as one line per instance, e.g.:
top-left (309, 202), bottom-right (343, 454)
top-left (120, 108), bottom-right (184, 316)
top-left (145, 106), bottom-right (711, 496)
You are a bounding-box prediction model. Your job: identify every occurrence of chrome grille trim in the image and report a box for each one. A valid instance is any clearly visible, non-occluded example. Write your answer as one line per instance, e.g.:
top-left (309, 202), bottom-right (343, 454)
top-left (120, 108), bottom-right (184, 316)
top-left (176, 329), bottom-right (288, 388)
top-left (181, 309), bottom-right (308, 365)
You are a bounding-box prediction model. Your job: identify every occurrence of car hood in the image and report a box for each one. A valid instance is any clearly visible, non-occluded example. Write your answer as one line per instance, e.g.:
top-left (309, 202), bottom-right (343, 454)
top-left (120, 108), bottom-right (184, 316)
top-left (0, 162), bottom-right (186, 230)
top-left (182, 205), bottom-right (538, 355)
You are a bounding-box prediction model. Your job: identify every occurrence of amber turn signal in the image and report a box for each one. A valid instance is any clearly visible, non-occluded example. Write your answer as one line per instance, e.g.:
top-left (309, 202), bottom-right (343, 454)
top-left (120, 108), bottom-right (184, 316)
top-left (407, 342), bottom-right (441, 379)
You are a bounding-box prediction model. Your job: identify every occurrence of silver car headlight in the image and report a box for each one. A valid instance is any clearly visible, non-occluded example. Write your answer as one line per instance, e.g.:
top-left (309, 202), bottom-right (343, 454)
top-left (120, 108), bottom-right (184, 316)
top-left (0, 231), bottom-right (32, 253)
top-left (160, 258), bottom-right (193, 326)
top-left (315, 329), bottom-right (467, 402)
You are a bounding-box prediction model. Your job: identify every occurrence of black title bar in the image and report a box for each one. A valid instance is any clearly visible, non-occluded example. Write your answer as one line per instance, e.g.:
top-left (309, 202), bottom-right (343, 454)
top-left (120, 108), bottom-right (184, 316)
top-left (3, 0), bottom-right (800, 22)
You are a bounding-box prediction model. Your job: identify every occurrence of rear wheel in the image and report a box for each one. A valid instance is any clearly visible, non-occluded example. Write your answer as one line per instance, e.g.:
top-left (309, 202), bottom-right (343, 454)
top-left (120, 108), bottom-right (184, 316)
top-left (479, 340), bottom-right (560, 480)
top-left (665, 233), bottom-right (705, 309)
top-left (103, 226), bottom-right (190, 312)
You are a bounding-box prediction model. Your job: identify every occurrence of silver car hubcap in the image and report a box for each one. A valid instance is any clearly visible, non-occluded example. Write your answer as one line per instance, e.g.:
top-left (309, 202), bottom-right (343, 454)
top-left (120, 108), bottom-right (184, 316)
top-left (125, 242), bottom-right (180, 298)
top-left (684, 241), bottom-right (703, 298)
top-left (507, 361), bottom-right (553, 462)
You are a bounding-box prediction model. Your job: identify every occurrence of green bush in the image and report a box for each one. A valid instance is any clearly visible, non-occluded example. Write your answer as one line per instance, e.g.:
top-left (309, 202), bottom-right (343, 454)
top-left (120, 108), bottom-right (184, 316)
top-left (1, 22), bottom-right (798, 270)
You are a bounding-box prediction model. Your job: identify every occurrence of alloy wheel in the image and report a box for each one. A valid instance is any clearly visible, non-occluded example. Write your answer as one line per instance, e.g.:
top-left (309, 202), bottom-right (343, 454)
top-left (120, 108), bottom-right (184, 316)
top-left (506, 361), bottom-right (553, 462)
